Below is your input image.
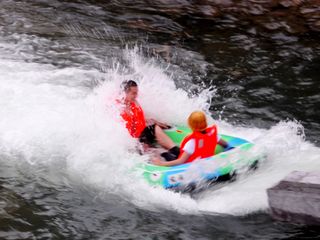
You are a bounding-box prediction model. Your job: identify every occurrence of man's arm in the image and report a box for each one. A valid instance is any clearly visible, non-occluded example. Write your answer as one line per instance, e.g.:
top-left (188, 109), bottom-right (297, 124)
top-left (147, 118), bottom-right (171, 129)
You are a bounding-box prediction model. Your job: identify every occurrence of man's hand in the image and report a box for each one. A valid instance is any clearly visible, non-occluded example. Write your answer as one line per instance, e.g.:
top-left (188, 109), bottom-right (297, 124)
top-left (157, 122), bottom-right (171, 129)
top-left (146, 119), bottom-right (155, 125)
top-left (148, 118), bottom-right (171, 129)
top-left (154, 119), bottom-right (171, 129)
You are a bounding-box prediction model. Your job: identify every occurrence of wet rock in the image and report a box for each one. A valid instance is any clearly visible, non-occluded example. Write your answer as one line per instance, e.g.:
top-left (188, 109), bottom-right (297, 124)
top-left (208, 0), bottom-right (234, 7)
top-left (311, 20), bottom-right (320, 31)
top-left (248, 4), bottom-right (267, 15)
top-left (280, 0), bottom-right (305, 8)
top-left (197, 5), bottom-right (220, 18)
top-left (229, 69), bottom-right (246, 78)
top-left (151, 0), bottom-right (190, 5)
top-left (267, 171), bottom-right (320, 225)
top-left (263, 21), bottom-right (283, 30)
top-left (300, 6), bottom-right (320, 31)
top-left (300, 6), bottom-right (320, 15)
top-left (137, 0), bottom-right (320, 34)
top-left (152, 45), bottom-right (172, 62)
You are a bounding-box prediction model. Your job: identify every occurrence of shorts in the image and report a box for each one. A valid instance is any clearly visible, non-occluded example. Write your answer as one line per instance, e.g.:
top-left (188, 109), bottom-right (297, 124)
top-left (139, 124), bottom-right (156, 146)
top-left (160, 146), bottom-right (180, 161)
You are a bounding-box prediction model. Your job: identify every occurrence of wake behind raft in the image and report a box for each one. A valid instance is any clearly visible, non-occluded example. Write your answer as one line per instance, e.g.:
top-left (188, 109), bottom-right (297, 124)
top-left (136, 126), bottom-right (265, 191)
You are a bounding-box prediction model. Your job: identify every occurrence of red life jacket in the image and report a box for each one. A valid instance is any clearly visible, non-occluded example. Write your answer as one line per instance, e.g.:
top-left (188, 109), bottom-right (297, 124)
top-left (179, 125), bottom-right (218, 163)
top-left (120, 101), bottom-right (146, 138)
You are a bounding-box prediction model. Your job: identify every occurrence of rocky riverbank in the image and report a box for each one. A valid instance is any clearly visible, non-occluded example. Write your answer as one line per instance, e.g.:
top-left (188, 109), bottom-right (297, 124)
top-left (128, 0), bottom-right (320, 34)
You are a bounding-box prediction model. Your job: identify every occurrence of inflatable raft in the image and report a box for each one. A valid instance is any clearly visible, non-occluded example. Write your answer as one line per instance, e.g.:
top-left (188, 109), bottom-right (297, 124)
top-left (137, 126), bottom-right (264, 190)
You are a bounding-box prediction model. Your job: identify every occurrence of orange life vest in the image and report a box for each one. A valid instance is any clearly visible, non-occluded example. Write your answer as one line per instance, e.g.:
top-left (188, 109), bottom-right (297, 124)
top-left (120, 101), bottom-right (146, 138)
top-left (179, 125), bottom-right (218, 163)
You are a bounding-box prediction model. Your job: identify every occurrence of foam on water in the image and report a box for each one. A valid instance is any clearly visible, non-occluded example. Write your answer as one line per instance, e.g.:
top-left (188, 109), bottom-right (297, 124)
top-left (0, 40), bottom-right (319, 216)
top-left (197, 121), bottom-right (320, 215)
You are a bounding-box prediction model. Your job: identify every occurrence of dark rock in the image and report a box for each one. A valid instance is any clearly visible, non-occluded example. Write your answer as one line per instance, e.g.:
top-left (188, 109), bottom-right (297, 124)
top-left (267, 171), bottom-right (320, 225)
top-left (144, 0), bottom-right (320, 34)
top-left (300, 7), bottom-right (320, 15)
top-left (311, 19), bottom-right (320, 31)
top-left (197, 5), bottom-right (220, 17)
top-left (152, 45), bottom-right (172, 62)
top-left (263, 21), bottom-right (283, 30)
top-left (300, 6), bottom-right (320, 31)
top-left (208, 0), bottom-right (234, 7)
top-left (280, 0), bottom-right (305, 8)
top-left (248, 4), bottom-right (267, 15)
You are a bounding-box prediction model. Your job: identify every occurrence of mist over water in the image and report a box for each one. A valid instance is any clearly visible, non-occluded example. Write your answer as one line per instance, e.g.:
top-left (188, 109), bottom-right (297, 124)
top-left (0, 0), bottom-right (319, 239)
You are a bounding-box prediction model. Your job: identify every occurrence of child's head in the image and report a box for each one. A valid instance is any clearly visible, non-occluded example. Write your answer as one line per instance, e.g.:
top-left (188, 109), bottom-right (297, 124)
top-left (188, 111), bottom-right (207, 132)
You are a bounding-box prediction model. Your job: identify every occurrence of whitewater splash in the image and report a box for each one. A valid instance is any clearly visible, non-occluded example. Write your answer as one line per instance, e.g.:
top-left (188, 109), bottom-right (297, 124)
top-left (0, 39), bottom-right (319, 216)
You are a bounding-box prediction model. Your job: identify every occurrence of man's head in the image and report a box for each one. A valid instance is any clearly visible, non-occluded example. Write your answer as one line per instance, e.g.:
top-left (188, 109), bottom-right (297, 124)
top-left (122, 80), bottom-right (138, 102)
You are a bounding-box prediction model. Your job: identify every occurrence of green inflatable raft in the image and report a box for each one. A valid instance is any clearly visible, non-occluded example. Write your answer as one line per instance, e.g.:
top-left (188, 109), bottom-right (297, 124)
top-left (136, 126), bottom-right (264, 190)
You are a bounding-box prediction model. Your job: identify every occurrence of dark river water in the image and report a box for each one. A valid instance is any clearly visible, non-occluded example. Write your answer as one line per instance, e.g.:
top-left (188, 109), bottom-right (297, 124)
top-left (0, 0), bottom-right (320, 239)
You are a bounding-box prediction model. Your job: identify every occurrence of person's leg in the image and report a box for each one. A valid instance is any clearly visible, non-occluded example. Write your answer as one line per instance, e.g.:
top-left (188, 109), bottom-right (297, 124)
top-left (154, 125), bottom-right (176, 150)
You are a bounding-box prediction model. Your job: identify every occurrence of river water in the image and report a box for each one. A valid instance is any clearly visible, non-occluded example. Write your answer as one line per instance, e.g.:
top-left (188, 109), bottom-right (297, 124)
top-left (0, 0), bottom-right (320, 239)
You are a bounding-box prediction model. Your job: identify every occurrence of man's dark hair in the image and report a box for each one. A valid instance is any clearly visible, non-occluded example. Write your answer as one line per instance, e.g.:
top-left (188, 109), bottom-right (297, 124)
top-left (122, 80), bottom-right (138, 92)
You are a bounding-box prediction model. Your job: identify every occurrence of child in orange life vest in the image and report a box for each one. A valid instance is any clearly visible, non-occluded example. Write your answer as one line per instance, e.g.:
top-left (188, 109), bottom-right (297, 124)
top-left (119, 80), bottom-right (180, 157)
top-left (152, 111), bottom-right (229, 166)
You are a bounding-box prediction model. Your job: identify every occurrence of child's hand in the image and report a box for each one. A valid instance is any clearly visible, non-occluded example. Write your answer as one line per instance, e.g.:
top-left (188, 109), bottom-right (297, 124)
top-left (152, 158), bottom-right (164, 166)
top-left (225, 145), bottom-right (235, 151)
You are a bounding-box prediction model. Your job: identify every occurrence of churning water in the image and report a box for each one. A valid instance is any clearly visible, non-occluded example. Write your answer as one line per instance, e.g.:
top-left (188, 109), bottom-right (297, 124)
top-left (0, 0), bottom-right (319, 239)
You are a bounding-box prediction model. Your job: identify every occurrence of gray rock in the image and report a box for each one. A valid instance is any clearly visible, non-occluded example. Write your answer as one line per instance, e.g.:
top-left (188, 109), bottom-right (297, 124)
top-left (267, 171), bottom-right (320, 225)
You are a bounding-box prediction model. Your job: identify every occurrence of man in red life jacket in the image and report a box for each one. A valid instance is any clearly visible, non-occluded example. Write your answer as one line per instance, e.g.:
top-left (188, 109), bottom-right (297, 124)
top-left (119, 80), bottom-right (180, 157)
top-left (152, 111), bottom-right (229, 166)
